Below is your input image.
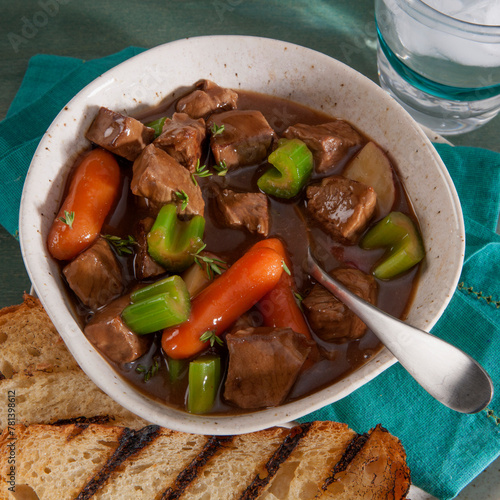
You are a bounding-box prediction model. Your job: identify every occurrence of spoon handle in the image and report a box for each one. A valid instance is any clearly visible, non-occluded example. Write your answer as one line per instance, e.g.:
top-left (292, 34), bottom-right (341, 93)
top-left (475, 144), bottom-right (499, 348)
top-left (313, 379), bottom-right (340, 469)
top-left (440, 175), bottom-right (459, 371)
top-left (305, 249), bottom-right (493, 414)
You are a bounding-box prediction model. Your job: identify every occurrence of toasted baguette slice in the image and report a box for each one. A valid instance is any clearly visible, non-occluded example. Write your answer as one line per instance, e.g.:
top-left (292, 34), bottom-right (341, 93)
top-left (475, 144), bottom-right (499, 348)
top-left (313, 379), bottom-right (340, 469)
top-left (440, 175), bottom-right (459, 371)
top-left (258, 421), bottom-right (357, 499)
top-left (320, 424), bottom-right (411, 499)
top-left (180, 426), bottom-right (291, 499)
top-left (0, 424), bottom-right (128, 500)
top-left (0, 295), bottom-right (78, 378)
top-left (91, 427), bottom-right (209, 499)
top-left (0, 369), bottom-right (147, 431)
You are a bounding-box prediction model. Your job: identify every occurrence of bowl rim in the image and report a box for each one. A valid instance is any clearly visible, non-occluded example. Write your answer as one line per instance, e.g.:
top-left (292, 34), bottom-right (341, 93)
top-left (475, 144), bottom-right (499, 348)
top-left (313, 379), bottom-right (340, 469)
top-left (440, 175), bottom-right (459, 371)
top-left (19, 35), bottom-right (465, 435)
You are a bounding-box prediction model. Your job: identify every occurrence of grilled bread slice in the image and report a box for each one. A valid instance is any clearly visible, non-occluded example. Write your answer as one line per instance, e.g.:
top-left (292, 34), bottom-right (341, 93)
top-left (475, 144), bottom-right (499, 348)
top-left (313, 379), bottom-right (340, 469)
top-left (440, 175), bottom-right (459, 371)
top-left (0, 422), bottom-right (410, 499)
top-left (257, 421), bottom-right (357, 499)
top-left (0, 369), bottom-right (147, 431)
top-left (0, 423), bottom-right (128, 500)
top-left (320, 424), bottom-right (412, 499)
top-left (0, 294), bottom-right (78, 378)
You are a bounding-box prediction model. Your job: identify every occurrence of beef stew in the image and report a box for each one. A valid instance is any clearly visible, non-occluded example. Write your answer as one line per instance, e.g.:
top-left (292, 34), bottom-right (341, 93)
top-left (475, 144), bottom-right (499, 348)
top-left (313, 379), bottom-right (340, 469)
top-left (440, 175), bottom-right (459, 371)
top-left (47, 81), bottom-right (424, 415)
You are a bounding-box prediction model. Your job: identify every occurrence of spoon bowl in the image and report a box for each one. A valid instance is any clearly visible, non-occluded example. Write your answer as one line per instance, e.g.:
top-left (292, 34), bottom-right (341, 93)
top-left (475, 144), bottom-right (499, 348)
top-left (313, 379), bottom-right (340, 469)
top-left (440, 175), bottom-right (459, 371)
top-left (305, 249), bottom-right (494, 414)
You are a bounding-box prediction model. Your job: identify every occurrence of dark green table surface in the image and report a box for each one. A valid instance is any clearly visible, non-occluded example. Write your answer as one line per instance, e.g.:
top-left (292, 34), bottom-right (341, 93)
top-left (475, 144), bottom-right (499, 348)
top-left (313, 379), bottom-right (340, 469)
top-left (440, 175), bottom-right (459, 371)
top-left (0, 0), bottom-right (498, 311)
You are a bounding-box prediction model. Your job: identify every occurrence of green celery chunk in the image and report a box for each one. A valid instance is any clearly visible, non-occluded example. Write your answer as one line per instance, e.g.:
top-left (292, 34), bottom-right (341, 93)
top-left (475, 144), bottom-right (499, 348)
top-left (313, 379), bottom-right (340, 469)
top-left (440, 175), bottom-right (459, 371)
top-left (360, 211), bottom-right (425, 279)
top-left (131, 275), bottom-right (187, 303)
top-left (187, 355), bottom-right (221, 414)
top-left (147, 204), bottom-right (205, 273)
top-left (167, 356), bottom-right (187, 383)
top-left (121, 276), bottom-right (191, 335)
top-left (257, 138), bottom-right (313, 199)
top-left (145, 117), bottom-right (167, 138)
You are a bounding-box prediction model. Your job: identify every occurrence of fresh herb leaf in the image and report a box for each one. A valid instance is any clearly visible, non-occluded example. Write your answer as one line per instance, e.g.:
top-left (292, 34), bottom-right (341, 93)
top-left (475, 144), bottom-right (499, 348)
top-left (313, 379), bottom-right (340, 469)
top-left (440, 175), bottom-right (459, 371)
top-left (210, 123), bottom-right (225, 136)
top-left (58, 210), bottom-right (75, 228)
top-left (213, 160), bottom-right (228, 176)
top-left (102, 234), bottom-right (137, 256)
top-left (200, 330), bottom-right (224, 347)
top-left (191, 244), bottom-right (227, 280)
top-left (191, 159), bottom-right (213, 186)
top-left (294, 291), bottom-right (304, 312)
top-left (282, 260), bottom-right (291, 276)
top-left (145, 117), bottom-right (167, 138)
top-left (136, 357), bottom-right (160, 382)
top-left (175, 190), bottom-right (189, 211)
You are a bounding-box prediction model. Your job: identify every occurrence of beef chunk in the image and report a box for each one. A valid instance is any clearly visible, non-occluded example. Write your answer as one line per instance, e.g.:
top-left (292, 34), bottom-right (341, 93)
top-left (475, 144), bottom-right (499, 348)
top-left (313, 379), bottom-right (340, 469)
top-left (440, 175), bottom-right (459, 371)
top-left (153, 112), bottom-right (206, 172)
top-left (302, 267), bottom-right (377, 343)
top-left (131, 144), bottom-right (204, 216)
top-left (224, 327), bottom-right (312, 409)
top-left (283, 120), bottom-right (362, 172)
top-left (207, 110), bottom-right (276, 169)
top-left (63, 237), bottom-right (124, 310)
top-left (84, 295), bottom-right (151, 364)
top-left (176, 80), bottom-right (238, 119)
top-left (212, 186), bottom-right (269, 236)
top-left (134, 217), bottom-right (166, 280)
top-left (85, 107), bottom-right (155, 161)
top-left (306, 175), bottom-right (376, 245)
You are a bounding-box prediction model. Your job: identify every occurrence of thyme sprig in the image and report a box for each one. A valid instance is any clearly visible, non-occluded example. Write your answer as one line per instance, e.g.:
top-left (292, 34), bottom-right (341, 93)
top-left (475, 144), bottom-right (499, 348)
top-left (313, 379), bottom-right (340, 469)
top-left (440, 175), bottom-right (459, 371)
top-left (58, 210), bottom-right (75, 228)
top-left (135, 357), bottom-right (160, 382)
top-left (191, 159), bottom-right (213, 186)
top-left (282, 260), bottom-right (291, 276)
top-left (200, 330), bottom-right (224, 347)
top-left (102, 234), bottom-right (137, 256)
top-left (191, 244), bottom-right (227, 280)
top-left (175, 189), bottom-right (189, 211)
top-left (210, 123), bottom-right (225, 136)
top-left (213, 160), bottom-right (228, 176)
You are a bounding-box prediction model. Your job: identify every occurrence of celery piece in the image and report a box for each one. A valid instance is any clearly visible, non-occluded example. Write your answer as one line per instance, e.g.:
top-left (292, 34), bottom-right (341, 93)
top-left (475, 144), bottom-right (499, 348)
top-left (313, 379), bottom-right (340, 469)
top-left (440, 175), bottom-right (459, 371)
top-left (145, 117), bottom-right (166, 138)
top-left (131, 275), bottom-right (187, 303)
top-left (360, 211), bottom-right (425, 279)
top-left (257, 138), bottom-right (313, 199)
top-left (187, 355), bottom-right (221, 414)
top-left (167, 356), bottom-right (187, 383)
top-left (147, 204), bottom-right (205, 273)
top-left (122, 277), bottom-right (191, 335)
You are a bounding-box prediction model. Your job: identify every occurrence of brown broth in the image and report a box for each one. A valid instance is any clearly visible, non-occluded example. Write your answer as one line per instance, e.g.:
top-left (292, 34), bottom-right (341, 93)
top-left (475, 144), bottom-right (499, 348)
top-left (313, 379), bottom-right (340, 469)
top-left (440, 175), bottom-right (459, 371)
top-left (64, 89), bottom-right (421, 415)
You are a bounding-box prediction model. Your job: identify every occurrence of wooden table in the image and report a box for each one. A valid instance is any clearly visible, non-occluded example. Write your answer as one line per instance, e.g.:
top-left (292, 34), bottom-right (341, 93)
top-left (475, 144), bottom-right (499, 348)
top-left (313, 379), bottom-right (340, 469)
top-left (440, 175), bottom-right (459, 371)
top-left (0, 1), bottom-right (499, 497)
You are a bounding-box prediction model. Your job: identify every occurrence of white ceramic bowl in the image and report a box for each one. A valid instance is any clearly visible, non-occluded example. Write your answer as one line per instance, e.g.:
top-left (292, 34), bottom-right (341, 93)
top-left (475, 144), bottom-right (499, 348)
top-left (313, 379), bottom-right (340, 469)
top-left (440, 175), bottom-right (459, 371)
top-left (19, 36), bottom-right (464, 435)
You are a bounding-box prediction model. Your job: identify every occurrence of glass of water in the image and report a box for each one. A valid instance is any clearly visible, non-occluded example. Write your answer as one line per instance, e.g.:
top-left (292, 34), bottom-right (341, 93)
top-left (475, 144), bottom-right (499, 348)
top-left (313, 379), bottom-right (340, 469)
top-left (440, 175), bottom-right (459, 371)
top-left (375, 0), bottom-right (500, 135)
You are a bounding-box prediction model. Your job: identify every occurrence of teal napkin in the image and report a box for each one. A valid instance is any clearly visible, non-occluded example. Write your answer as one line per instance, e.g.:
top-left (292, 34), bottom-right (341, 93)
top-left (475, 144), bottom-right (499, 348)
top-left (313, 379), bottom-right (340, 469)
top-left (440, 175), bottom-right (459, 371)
top-left (0, 48), bottom-right (146, 237)
top-left (1, 49), bottom-right (499, 500)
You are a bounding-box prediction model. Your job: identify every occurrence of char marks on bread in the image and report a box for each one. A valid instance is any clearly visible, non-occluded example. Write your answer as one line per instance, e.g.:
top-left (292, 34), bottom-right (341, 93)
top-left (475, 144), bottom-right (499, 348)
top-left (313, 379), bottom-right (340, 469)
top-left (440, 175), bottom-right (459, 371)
top-left (0, 422), bottom-right (410, 499)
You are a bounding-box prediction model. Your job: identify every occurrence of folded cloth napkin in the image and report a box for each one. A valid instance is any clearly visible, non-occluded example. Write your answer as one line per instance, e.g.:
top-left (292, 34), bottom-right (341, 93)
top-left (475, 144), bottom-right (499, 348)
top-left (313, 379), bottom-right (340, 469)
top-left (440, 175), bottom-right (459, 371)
top-left (1, 49), bottom-right (499, 500)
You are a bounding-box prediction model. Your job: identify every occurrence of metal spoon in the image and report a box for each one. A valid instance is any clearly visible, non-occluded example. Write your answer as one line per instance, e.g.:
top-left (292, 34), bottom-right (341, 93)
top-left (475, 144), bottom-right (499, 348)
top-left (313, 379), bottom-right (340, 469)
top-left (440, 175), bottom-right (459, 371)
top-left (304, 248), bottom-right (493, 414)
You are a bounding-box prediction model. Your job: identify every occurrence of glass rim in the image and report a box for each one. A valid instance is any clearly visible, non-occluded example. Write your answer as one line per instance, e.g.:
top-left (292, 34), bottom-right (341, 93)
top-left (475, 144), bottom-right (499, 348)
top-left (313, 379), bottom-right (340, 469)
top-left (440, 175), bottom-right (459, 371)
top-left (396, 0), bottom-right (500, 41)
